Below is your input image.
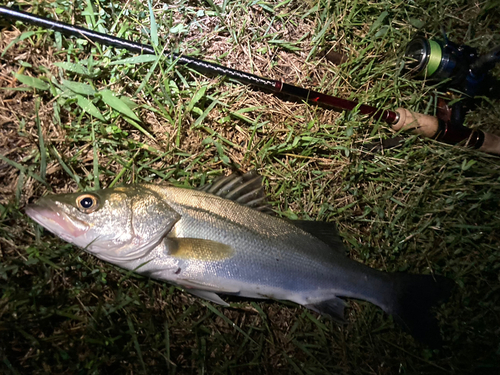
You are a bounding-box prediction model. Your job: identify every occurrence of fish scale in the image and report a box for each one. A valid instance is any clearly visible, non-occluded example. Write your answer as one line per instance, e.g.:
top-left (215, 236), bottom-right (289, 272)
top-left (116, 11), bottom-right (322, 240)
top-left (160, 187), bottom-right (365, 294)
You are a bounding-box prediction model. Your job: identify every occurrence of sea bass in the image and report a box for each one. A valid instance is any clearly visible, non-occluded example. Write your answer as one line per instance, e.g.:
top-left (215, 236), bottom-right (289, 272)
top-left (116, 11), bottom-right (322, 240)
top-left (26, 172), bottom-right (452, 345)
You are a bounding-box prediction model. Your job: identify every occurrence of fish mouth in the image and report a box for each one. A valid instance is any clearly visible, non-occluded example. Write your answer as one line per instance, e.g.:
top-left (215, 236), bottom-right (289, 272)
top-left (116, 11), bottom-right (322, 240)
top-left (25, 202), bottom-right (89, 242)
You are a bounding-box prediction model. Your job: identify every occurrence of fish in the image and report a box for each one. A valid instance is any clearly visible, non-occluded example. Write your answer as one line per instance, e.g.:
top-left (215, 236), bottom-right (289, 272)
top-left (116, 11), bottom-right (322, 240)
top-left (25, 171), bottom-right (453, 345)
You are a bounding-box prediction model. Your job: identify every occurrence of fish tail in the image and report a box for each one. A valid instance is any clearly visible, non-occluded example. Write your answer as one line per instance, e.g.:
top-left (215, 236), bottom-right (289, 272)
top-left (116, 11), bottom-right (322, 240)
top-left (388, 273), bottom-right (454, 347)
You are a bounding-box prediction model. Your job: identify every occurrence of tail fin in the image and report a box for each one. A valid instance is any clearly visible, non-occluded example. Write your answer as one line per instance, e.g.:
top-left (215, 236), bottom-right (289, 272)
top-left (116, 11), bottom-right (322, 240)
top-left (388, 273), bottom-right (454, 347)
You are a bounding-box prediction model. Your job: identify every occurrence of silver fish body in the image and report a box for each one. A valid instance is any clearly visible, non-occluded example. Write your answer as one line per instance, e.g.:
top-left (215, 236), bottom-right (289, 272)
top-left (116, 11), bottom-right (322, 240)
top-left (115, 185), bottom-right (391, 309)
top-left (26, 173), bottom-right (453, 345)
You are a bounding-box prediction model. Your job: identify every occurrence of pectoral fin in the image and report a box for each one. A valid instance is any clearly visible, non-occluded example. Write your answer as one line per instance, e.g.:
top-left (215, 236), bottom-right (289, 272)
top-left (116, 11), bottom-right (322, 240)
top-left (166, 238), bottom-right (234, 261)
top-left (187, 289), bottom-right (229, 306)
top-left (178, 279), bottom-right (240, 294)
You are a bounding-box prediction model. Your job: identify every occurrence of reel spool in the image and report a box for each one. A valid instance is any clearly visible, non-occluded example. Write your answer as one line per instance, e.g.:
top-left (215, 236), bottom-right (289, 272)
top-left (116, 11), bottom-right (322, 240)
top-left (405, 34), bottom-right (500, 99)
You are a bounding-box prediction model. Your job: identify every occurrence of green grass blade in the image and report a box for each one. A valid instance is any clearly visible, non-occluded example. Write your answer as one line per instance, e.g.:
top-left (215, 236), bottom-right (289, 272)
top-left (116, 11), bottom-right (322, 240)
top-left (0, 154), bottom-right (48, 187)
top-left (99, 90), bottom-right (141, 122)
top-left (76, 95), bottom-right (106, 121)
top-left (92, 123), bottom-right (100, 189)
top-left (53, 62), bottom-right (90, 76)
top-left (186, 85), bottom-right (208, 113)
top-left (148, 0), bottom-right (159, 47)
top-left (35, 98), bottom-right (46, 182)
top-left (13, 73), bottom-right (49, 91)
top-left (50, 147), bottom-right (82, 189)
top-left (2, 31), bottom-right (36, 57)
top-left (202, 302), bottom-right (257, 345)
top-left (62, 79), bottom-right (96, 96)
top-left (109, 150), bottom-right (140, 187)
top-left (127, 316), bottom-right (146, 373)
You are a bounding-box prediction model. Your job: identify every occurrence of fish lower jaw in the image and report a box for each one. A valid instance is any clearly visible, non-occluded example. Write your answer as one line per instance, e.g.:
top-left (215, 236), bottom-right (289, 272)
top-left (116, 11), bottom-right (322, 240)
top-left (26, 205), bottom-right (89, 239)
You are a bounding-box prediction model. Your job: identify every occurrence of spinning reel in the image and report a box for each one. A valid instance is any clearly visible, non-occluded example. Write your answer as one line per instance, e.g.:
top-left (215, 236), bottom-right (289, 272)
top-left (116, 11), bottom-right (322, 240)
top-left (405, 34), bottom-right (500, 131)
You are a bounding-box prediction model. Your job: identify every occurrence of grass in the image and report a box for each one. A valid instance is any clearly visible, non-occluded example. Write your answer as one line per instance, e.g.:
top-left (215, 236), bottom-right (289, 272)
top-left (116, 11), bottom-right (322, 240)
top-left (1, 0), bottom-right (500, 374)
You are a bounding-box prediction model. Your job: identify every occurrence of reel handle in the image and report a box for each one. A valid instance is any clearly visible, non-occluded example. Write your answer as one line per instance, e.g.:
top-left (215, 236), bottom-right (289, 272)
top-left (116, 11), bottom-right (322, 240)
top-left (392, 108), bottom-right (500, 156)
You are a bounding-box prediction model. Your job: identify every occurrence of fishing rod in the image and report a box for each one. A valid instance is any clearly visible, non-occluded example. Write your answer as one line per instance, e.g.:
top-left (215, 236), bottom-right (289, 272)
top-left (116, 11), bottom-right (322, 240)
top-left (1, 5), bottom-right (499, 155)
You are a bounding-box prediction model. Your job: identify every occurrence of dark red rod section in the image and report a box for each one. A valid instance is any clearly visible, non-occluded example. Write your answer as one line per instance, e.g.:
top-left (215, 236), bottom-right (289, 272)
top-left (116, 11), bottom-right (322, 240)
top-left (0, 5), bottom-right (399, 124)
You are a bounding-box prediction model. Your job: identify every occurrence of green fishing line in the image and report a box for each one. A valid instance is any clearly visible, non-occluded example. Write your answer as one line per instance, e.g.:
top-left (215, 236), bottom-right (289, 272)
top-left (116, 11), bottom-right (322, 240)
top-left (425, 40), bottom-right (442, 77)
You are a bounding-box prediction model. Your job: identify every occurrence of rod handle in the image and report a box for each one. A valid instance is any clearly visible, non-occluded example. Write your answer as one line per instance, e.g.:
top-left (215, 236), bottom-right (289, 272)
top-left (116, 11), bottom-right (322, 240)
top-left (392, 108), bottom-right (439, 138)
top-left (479, 132), bottom-right (500, 155)
top-left (393, 108), bottom-right (500, 156)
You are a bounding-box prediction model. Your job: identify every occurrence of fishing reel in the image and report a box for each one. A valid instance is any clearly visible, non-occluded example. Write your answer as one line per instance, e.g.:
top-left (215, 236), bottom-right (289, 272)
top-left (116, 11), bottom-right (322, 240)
top-left (403, 34), bottom-right (500, 147)
top-left (405, 34), bottom-right (500, 99)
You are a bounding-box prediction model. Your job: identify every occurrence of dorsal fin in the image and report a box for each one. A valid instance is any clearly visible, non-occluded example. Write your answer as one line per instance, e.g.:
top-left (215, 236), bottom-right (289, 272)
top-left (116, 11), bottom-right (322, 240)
top-left (197, 171), bottom-right (273, 214)
top-left (292, 220), bottom-right (347, 254)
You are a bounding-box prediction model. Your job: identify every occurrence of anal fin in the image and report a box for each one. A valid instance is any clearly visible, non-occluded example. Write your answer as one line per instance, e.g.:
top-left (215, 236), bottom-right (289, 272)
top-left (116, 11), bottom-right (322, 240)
top-left (305, 297), bottom-right (347, 323)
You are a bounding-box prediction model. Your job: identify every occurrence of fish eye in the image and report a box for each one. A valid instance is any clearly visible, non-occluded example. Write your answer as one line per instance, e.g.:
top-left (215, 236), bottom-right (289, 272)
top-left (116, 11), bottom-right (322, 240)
top-left (76, 194), bottom-right (99, 213)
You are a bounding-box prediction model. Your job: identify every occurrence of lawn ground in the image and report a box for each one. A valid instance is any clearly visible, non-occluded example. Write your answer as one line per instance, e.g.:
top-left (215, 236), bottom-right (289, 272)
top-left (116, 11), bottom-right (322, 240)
top-left (1, 0), bottom-right (500, 374)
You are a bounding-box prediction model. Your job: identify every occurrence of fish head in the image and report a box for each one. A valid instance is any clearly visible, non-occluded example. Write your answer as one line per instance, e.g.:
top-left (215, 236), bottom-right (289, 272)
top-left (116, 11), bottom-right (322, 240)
top-left (26, 185), bottom-right (180, 262)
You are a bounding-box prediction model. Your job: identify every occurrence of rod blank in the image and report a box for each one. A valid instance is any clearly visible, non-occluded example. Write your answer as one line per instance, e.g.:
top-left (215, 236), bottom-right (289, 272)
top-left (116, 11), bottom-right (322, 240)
top-left (4, 5), bottom-right (499, 155)
top-left (0, 5), bottom-right (398, 124)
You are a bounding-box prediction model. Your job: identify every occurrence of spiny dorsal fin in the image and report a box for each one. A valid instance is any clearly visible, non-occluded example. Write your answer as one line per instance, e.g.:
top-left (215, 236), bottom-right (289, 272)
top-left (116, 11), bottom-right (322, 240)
top-left (197, 171), bottom-right (273, 214)
top-left (292, 220), bottom-right (347, 255)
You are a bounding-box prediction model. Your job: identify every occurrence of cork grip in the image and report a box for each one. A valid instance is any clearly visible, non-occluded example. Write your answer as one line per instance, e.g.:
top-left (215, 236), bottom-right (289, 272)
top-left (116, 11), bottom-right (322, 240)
top-left (479, 132), bottom-right (500, 155)
top-left (393, 108), bottom-right (500, 156)
top-left (392, 108), bottom-right (439, 138)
